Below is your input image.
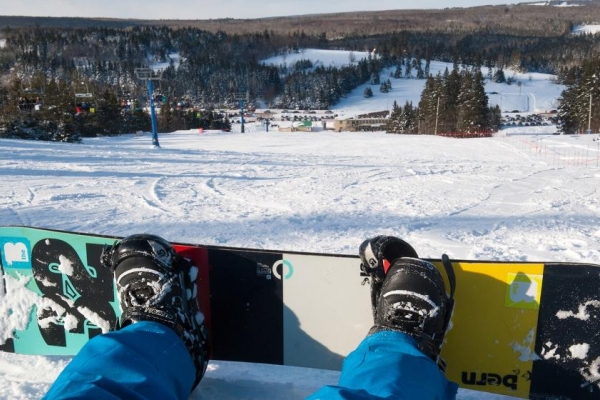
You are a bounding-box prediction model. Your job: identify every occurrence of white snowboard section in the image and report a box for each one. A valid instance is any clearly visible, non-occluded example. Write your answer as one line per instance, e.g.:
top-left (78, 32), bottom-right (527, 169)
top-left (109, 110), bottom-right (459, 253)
top-left (282, 253), bottom-right (372, 370)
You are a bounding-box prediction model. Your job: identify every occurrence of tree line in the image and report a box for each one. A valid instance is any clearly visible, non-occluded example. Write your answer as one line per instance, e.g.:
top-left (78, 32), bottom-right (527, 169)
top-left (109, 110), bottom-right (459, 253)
top-left (0, 25), bottom-right (384, 140)
top-left (386, 66), bottom-right (501, 135)
top-left (556, 56), bottom-right (600, 134)
top-left (0, 17), bottom-right (598, 139)
top-left (0, 3), bottom-right (595, 39)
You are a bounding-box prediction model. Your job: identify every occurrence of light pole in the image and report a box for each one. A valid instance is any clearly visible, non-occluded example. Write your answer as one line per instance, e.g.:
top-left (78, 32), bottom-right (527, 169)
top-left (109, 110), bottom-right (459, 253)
top-left (588, 93), bottom-right (592, 135)
top-left (135, 68), bottom-right (163, 147)
top-left (588, 74), bottom-right (597, 135)
top-left (434, 96), bottom-right (440, 135)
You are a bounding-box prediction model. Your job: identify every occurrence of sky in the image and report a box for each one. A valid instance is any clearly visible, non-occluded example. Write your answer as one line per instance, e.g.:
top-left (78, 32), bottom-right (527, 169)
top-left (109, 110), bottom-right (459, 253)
top-left (0, 0), bottom-right (518, 20)
top-left (1, 51), bottom-right (599, 399)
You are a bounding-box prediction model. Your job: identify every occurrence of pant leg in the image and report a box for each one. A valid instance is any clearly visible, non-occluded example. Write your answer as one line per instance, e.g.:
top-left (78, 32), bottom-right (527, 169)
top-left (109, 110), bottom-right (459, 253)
top-left (307, 331), bottom-right (458, 400)
top-left (43, 321), bottom-right (195, 400)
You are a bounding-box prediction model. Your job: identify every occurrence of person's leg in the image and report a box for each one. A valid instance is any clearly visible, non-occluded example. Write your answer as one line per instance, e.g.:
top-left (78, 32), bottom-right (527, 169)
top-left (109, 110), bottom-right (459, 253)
top-left (307, 330), bottom-right (457, 399)
top-left (309, 236), bottom-right (459, 399)
top-left (44, 321), bottom-right (194, 400)
top-left (101, 234), bottom-right (209, 389)
top-left (44, 234), bottom-right (209, 400)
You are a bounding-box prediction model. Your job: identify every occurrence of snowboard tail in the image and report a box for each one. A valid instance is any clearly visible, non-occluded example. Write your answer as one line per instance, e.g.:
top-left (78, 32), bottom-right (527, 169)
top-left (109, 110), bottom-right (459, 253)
top-left (1, 226), bottom-right (599, 399)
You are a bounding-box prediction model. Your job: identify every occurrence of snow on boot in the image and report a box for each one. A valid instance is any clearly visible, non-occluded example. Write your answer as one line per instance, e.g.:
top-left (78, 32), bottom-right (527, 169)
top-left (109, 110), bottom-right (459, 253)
top-left (369, 257), bottom-right (454, 367)
top-left (100, 234), bottom-right (209, 389)
top-left (359, 236), bottom-right (419, 318)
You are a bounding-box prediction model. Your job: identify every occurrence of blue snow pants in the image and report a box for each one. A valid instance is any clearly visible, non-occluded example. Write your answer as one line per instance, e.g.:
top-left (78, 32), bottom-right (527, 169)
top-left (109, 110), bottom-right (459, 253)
top-left (307, 330), bottom-right (458, 400)
top-left (44, 322), bottom-right (457, 400)
top-left (43, 321), bottom-right (195, 400)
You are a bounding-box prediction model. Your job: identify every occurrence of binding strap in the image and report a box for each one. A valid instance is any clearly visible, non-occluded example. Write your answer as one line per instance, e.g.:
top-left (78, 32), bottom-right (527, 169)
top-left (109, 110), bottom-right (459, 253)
top-left (440, 254), bottom-right (456, 333)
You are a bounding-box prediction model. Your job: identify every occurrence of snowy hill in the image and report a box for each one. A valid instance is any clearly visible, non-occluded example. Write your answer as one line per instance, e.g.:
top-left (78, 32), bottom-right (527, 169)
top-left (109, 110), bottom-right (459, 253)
top-left (573, 23), bottom-right (600, 34)
top-left (262, 48), bottom-right (564, 121)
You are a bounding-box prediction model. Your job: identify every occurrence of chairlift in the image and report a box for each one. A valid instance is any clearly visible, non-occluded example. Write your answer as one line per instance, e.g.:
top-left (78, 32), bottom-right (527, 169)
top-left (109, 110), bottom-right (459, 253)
top-left (73, 80), bottom-right (96, 114)
top-left (117, 86), bottom-right (137, 111)
top-left (18, 81), bottom-right (44, 112)
top-left (153, 79), bottom-right (170, 104)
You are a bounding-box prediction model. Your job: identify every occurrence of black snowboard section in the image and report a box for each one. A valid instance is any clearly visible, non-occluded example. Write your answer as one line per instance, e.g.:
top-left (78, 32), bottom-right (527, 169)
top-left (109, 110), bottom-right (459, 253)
top-left (208, 248), bottom-right (284, 365)
top-left (30, 240), bottom-right (116, 347)
top-left (531, 263), bottom-right (600, 399)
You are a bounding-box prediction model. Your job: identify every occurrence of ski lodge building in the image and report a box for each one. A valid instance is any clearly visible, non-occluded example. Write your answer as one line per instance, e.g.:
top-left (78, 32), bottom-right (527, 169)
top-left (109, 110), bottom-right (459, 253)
top-left (332, 110), bottom-right (390, 132)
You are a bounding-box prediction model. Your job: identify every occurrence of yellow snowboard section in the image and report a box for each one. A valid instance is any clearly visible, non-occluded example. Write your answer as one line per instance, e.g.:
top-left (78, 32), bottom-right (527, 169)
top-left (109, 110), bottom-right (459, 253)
top-left (439, 261), bottom-right (544, 398)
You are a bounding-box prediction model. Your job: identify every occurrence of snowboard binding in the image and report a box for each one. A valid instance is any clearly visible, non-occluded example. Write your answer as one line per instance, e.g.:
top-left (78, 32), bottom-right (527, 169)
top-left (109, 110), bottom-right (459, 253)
top-left (101, 234), bottom-right (209, 390)
top-left (359, 236), bottom-right (456, 370)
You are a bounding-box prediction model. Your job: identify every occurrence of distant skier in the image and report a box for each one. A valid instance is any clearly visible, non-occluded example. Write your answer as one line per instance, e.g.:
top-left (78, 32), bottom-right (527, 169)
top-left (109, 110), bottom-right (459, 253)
top-left (43, 235), bottom-right (458, 399)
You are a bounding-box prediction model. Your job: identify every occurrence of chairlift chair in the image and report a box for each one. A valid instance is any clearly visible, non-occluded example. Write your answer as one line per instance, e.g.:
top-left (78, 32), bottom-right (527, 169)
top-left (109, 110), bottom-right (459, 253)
top-left (18, 82), bottom-right (45, 112)
top-left (74, 81), bottom-right (96, 114)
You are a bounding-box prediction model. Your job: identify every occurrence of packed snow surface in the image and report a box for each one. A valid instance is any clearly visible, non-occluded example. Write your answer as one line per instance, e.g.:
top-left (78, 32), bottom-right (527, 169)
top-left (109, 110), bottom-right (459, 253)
top-left (1, 127), bottom-right (599, 399)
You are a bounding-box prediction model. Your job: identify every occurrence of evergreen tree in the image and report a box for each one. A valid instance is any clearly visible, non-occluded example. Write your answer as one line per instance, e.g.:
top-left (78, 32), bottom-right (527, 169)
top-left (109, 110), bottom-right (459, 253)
top-left (418, 75), bottom-right (439, 134)
top-left (415, 57), bottom-right (425, 79)
top-left (386, 101), bottom-right (402, 134)
top-left (370, 72), bottom-right (380, 85)
top-left (557, 57), bottom-right (600, 134)
top-left (400, 101), bottom-right (418, 134)
top-left (404, 60), bottom-right (412, 78)
top-left (96, 88), bottom-right (122, 134)
top-left (470, 70), bottom-right (490, 132)
top-left (492, 69), bottom-right (506, 83)
top-left (488, 105), bottom-right (502, 131)
top-left (557, 88), bottom-right (579, 134)
top-left (456, 70), bottom-right (475, 133)
top-left (442, 66), bottom-right (461, 133)
top-left (380, 81), bottom-right (389, 93)
top-left (158, 98), bottom-right (174, 132)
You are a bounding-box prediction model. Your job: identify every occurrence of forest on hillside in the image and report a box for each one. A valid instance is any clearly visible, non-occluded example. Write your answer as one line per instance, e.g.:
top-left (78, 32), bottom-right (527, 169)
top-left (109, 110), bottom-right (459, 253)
top-left (2, 2), bottom-right (599, 37)
top-left (1, 2), bottom-right (600, 138)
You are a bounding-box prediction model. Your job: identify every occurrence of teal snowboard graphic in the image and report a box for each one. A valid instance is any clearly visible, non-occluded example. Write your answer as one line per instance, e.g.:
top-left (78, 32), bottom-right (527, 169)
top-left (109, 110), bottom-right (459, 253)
top-left (1, 232), bottom-right (118, 354)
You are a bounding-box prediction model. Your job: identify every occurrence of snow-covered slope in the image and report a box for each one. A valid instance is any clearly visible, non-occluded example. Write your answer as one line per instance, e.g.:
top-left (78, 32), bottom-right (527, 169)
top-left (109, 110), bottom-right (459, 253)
top-left (1, 128), bottom-right (599, 399)
top-left (263, 49), bottom-right (565, 118)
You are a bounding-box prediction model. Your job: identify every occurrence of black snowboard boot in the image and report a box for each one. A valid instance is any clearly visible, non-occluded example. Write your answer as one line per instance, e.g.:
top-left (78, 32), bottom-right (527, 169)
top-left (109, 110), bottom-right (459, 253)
top-left (359, 235), bottom-right (419, 318)
top-left (359, 236), bottom-right (455, 368)
top-left (101, 234), bottom-right (209, 390)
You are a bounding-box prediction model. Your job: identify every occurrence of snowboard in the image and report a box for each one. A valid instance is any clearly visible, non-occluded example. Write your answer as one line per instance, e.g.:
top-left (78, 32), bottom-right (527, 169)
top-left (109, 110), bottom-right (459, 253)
top-left (1, 226), bottom-right (599, 399)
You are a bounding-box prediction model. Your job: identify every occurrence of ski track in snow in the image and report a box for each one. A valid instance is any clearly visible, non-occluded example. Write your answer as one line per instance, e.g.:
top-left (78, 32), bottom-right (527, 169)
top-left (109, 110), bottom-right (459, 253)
top-left (1, 131), bottom-right (599, 258)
